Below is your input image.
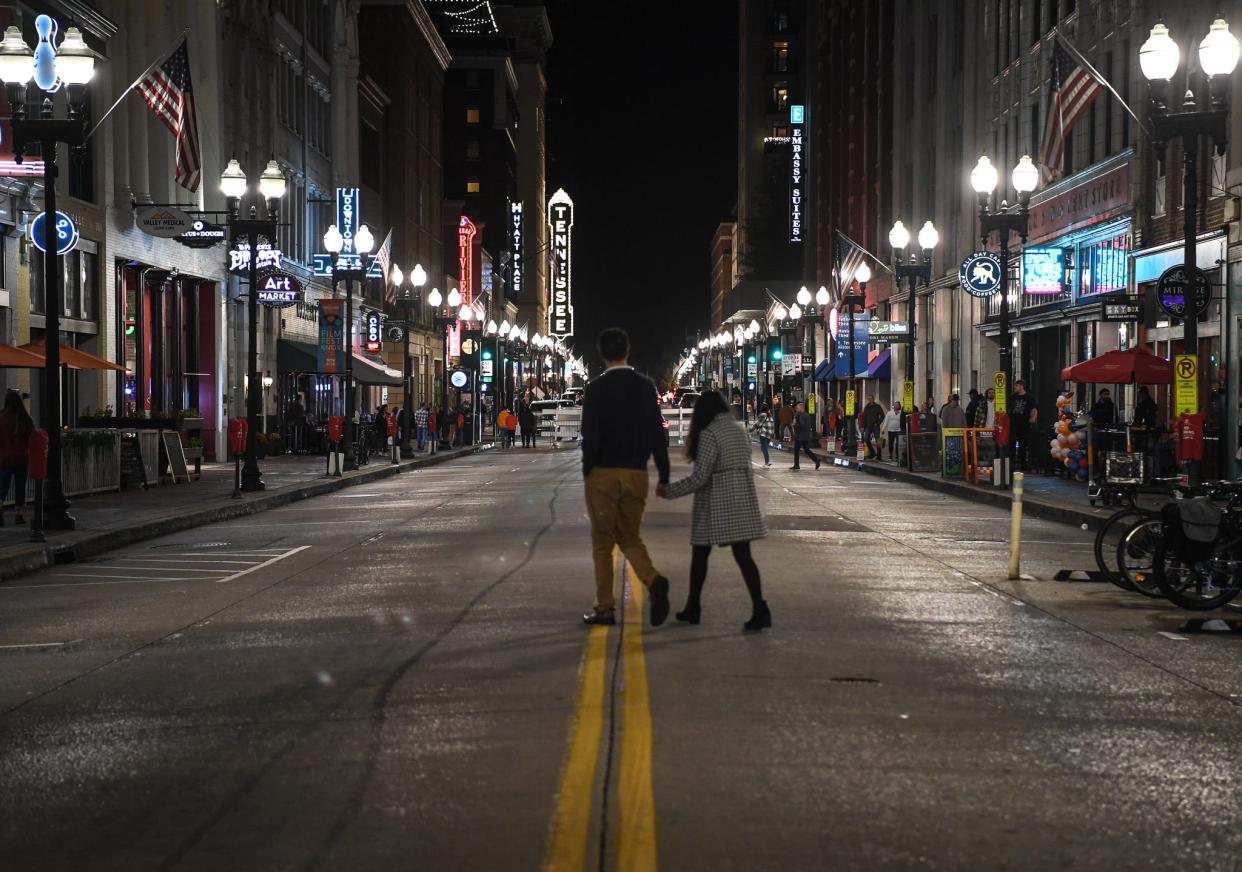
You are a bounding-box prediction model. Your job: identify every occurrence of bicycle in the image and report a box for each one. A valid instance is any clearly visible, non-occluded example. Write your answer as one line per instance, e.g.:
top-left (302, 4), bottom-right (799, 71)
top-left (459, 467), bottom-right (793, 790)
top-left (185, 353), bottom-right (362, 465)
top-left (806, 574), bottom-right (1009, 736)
top-left (1093, 477), bottom-right (1181, 590)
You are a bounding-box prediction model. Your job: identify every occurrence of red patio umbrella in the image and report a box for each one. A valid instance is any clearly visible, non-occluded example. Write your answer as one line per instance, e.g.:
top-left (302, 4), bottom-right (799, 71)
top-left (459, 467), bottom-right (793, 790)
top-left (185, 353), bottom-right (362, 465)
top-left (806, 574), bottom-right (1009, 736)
top-left (0, 343), bottom-right (46, 368)
top-left (19, 339), bottom-right (126, 371)
top-left (1060, 347), bottom-right (1173, 384)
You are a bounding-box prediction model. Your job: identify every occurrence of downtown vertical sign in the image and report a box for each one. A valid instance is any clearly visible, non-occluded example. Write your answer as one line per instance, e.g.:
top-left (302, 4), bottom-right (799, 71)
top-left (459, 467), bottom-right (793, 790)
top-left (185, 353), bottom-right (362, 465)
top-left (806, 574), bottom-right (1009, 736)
top-left (789, 104), bottom-right (804, 243)
top-left (547, 188), bottom-right (574, 340)
top-left (510, 201), bottom-right (523, 299)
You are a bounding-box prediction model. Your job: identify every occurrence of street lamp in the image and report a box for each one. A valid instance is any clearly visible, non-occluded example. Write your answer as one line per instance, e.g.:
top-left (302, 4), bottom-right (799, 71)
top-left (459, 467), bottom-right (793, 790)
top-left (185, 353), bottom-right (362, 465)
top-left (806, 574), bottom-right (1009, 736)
top-left (323, 219), bottom-right (372, 471)
top-left (223, 159), bottom-right (286, 491)
top-left (0, 18), bottom-right (96, 528)
top-left (393, 261), bottom-right (427, 457)
top-left (839, 263), bottom-right (871, 453)
top-left (890, 218), bottom-right (938, 463)
top-left (1140, 18), bottom-right (1237, 455)
top-left (972, 154), bottom-right (1038, 417)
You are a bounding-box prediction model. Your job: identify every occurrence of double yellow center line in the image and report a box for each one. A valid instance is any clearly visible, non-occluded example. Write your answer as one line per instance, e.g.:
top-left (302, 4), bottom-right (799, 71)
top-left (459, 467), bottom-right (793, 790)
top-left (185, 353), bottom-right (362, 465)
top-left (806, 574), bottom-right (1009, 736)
top-left (544, 556), bottom-right (657, 872)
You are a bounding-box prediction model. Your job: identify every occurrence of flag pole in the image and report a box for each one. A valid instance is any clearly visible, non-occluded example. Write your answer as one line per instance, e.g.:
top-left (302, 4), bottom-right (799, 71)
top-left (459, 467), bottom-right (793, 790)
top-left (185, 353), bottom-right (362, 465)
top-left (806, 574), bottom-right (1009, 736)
top-left (1054, 29), bottom-right (1151, 138)
top-left (84, 26), bottom-right (189, 144)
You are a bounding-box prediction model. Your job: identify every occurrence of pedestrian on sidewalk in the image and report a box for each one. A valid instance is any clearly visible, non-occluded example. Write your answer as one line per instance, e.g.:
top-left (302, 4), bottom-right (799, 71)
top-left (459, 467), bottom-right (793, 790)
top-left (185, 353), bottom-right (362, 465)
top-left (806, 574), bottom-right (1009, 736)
top-left (518, 393), bottom-right (536, 448)
top-left (414, 403), bottom-right (430, 451)
top-left (428, 408), bottom-right (439, 454)
top-left (940, 394), bottom-right (967, 429)
top-left (974, 388), bottom-right (996, 428)
top-left (881, 401), bottom-right (903, 461)
top-left (1090, 389), bottom-right (1116, 426)
top-left (919, 399), bottom-right (939, 433)
top-left (862, 394), bottom-right (884, 459)
top-left (790, 401), bottom-right (821, 470)
top-left (660, 390), bottom-right (770, 631)
top-left (0, 390), bottom-right (32, 525)
top-left (285, 392), bottom-right (306, 454)
top-left (964, 389), bottom-right (982, 428)
top-left (580, 327), bottom-right (671, 627)
top-left (777, 399), bottom-right (795, 443)
top-left (750, 402), bottom-right (774, 467)
top-left (1010, 380), bottom-right (1038, 470)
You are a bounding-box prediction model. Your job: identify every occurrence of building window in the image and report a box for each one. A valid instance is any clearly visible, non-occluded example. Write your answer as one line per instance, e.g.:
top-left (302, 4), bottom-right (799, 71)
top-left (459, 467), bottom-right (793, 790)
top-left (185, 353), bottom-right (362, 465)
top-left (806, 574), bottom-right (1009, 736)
top-left (1212, 151), bottom-right (1227, 200)
top-left (1154, 159), bottom-right (1167, 216)
top-left (68, 90), bottom-right (94, 202)
top-left (770, 41), bottom-right (789, 72)
top-left (466, 180), bottom-right (481, 194)
top-left (466, 107), bottom-right (481, 124)
top-left (771, 83), bottom-right (789, 112)
top-left (360, 122), bottom-right (381, 190)
top-left (466, 140), bottom-right (481, 159)
top-left (772, 9), bottom-right (789, 32)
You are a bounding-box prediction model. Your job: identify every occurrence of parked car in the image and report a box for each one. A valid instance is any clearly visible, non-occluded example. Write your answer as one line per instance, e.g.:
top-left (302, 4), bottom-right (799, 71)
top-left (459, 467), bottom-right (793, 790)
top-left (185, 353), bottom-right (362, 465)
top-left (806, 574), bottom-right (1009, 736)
top-left (677, 392), bottom-right (701, 409)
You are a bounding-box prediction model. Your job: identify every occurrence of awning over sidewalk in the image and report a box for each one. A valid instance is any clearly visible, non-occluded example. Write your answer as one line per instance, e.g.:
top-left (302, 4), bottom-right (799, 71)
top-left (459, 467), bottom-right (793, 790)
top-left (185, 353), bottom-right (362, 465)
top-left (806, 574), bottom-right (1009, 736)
top-left (277, 338), bottom-right (402, 386)
top-left (812, 359), bottom-right (834, 382)
top-left (20, 339), bottom-right (125, 371)
top-left (0, 343), bottom-right (47, 368)
top-left (863, 348), bottom-right (891, 379)
top-left (351, 354), bottom-right (402, 386)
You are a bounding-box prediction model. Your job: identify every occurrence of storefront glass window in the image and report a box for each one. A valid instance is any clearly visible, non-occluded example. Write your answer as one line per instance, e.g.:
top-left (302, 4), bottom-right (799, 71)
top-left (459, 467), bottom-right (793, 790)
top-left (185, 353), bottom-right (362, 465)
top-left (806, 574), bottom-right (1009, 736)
top-left (1079, 229), bottom-right (1130, 298)
top-left (1021, 246), bottom-right (1070, 306)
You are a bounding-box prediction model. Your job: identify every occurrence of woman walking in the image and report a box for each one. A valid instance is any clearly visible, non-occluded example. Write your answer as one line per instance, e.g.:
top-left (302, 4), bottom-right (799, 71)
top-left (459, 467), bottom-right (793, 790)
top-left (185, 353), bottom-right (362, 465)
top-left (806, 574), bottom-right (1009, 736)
top-left (659, 391), bottom-right (770, 631)
top-left (0, 390), bottom-right (33, 525)
top-left (750, 402), bottom-right (774, 467)
top-left (880, 401), bottom-right (903, 461)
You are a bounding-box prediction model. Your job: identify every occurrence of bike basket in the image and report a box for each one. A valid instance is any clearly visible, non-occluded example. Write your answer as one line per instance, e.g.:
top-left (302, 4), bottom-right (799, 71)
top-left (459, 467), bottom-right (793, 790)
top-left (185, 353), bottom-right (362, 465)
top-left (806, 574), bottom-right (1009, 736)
top-left (1161, 499), bottom-right (1222, 561)
top-left (1105, 452), bottom-right (1143, 484)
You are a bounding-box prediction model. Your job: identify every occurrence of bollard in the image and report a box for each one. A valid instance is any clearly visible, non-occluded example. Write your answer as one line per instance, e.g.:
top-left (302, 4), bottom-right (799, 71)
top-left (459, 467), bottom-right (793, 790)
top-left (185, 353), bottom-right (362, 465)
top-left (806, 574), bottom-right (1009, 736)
top-left (1008, 472), bottom-right (1024, 580)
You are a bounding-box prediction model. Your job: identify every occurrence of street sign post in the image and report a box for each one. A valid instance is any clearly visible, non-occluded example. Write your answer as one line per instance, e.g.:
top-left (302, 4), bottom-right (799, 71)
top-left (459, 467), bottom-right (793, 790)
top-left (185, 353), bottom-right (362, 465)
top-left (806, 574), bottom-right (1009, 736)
top-left (845, 390), bottom-right (856, 417)
top-left (1174, 354), bottom-right (1199, 415)
top-left (903, 380), bottom-right (914, 411)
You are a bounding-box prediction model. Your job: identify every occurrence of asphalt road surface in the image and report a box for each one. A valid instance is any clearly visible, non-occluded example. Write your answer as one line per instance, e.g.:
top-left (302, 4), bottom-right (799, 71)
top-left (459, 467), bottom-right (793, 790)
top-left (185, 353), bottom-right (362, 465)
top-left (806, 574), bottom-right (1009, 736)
top-left (2, 445), bottom-right (1241, 871)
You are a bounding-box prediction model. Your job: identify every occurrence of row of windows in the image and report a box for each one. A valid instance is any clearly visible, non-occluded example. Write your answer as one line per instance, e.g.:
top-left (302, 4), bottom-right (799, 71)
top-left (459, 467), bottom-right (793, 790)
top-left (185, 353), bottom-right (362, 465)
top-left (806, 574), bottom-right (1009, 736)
top-left (30, 248), bottom-right (98, 322)
top-left (277, 60), bottom-right (332, 157)
top-left (273, 0), bottom-right (333, 59)
top-left (994, 0), bottom-right (1078, 74)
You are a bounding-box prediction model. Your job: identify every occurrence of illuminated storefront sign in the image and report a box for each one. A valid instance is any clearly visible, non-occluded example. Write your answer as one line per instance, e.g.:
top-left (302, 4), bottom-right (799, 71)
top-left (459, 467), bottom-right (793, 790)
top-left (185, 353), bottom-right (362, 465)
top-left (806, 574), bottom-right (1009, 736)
top-left (789, 104), bottom-right (804, 243)
top-left (312, 187), bottom-right (382, 278)
top-left (1082, 231), bottom-right (1130, 297)
top-left (229, 239), bottom-right (282, 272)
top-left (510, 201), bottom-right (523, 298)
top-left (365, 311), bottom-right (381, 353)
top-left (452, 215), bottom-right (478, 359)
top-left (1021, 247), bottom-right (1066, 295)
top-left (547, 189), bottom-right (574, 339)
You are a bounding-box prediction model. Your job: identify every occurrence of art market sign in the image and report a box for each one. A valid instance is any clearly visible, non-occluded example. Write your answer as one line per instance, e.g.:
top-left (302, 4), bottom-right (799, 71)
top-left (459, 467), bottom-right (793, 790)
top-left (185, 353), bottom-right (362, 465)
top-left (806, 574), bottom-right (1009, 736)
top-left (255, 270), bottom-right (303, 307)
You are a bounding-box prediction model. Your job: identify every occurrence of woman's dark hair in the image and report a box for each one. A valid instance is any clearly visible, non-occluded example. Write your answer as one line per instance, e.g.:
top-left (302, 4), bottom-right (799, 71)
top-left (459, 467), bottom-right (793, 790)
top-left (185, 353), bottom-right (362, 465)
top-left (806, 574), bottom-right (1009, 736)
top-left (685, 390), bottom-right (730, 460)
top-left (4, 390), bottom-right (32, 437)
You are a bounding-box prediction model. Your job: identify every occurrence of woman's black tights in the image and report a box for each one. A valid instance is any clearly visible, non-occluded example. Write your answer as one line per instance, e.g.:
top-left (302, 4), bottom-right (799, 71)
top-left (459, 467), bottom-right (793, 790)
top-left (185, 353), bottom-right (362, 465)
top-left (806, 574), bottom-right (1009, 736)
top-left (687, 542), bottom-right (763, 606)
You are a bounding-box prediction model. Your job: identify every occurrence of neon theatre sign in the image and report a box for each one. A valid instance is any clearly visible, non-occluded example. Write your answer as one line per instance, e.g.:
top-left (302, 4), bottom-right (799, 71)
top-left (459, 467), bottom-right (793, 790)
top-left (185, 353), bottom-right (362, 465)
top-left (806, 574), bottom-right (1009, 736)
top-left (229, 239), bottom-right (282, 272)
top-left (311, 187), bottom-right (383, 278)
top-left (510, 201), bottom-right (523, 298)
top-left (547, 188), bottom-right (574, 340)
top-left (452, 215), bottom-right (478, 359)
top-left (789, 104), bottom-right (804, 243)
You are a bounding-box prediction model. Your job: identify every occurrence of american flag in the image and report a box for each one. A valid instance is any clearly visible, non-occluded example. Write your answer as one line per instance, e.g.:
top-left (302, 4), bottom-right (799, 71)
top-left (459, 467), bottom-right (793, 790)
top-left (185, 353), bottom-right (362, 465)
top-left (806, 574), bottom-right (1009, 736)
top-left (1038, 41), bottom-right (1104, 180)
top-left (137, 39), bottom-right (200, 192)
top-left (833, 231), bottom-right (871, 300)
top-left (376, 229), bottom-right (395, 304)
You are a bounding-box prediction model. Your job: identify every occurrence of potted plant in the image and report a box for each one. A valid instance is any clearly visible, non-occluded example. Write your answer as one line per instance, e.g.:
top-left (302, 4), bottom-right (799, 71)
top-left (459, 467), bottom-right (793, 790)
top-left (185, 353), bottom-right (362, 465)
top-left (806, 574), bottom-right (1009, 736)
top-left (177, 407), bottom-right (204, 431)
top-left (266, 432), bottom-right (283, 455)
top-left (181, 435), bottom-right (204, 461)
top-left (254, 431), bottom-right (268, 458)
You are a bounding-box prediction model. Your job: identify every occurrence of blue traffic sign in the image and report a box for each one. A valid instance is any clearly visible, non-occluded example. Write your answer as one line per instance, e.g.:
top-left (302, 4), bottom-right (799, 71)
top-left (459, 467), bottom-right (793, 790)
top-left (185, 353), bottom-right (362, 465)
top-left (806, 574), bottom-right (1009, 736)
top-left (959, 251), bottom-right (1002, 298)
top-left (29, 210), bottom-right (79, 256)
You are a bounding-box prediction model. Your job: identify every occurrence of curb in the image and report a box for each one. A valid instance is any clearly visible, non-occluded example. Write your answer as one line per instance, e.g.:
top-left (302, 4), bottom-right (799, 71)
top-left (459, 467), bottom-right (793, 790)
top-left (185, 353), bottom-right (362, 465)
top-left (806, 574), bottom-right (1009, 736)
top-left (829, 456), bottom-right (1108, 530)
top-left (0, 446), bottom-right (481, 581)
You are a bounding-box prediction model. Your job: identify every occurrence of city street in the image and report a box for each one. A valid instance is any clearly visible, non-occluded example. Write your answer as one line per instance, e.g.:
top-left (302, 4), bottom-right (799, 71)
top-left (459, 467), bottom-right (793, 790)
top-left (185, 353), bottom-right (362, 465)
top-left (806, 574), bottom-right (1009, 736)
top-left (2, 446), bottom-right (1241, 871)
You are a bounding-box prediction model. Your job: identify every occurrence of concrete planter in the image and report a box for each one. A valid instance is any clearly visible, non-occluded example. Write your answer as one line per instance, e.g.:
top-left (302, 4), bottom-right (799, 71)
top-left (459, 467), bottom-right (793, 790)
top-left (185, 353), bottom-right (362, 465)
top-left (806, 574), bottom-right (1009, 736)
top-left (62, 431), bottom-right (121, 497)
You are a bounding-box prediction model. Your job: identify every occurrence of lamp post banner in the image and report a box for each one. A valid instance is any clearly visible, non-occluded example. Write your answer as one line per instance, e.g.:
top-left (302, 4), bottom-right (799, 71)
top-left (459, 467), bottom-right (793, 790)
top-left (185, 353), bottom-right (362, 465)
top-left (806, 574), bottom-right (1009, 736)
top-left (959, 251), bottom-right (1003, 298)
top-left (318, 299), bottom-right (345, 374)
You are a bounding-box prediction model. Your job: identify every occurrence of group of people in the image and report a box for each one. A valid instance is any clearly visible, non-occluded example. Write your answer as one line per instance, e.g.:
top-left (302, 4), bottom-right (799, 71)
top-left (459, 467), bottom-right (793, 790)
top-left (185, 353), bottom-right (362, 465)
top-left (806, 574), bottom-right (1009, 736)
top-left (580, 328), bottom-right (770, 632)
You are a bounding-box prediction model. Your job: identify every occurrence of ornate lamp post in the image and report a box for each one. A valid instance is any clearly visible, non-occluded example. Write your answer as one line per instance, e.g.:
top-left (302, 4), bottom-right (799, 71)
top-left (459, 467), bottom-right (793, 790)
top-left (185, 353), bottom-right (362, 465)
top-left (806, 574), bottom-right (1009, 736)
top-left (391, 262), bottom-right (426, 457)
top-left (0, 19), bottom-right (96, 527)
top-left (1140, 18), bottom-right (1237, 451)
top-left (971, 155), bottom-right (1038, 402)
top-left (222, 159), bottom-right (286, 492)
top-left (889, 219), bottom-right (938, 462)
top-left (322, 221), bottom-right (374, 471)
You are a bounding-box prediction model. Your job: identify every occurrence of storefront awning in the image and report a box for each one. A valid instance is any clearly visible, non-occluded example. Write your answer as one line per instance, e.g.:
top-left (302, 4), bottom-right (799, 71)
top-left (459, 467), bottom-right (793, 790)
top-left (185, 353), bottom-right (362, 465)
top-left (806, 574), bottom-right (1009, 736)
top-left (277, 338), bottom-right (402, 386)
top-left (812, 359), bottom-right (834, 382)
top-left (0, 343), bottom-right (47, 368)
top-left (277, 338), bottom-right (319, 373)
top-left (863, 348), bottom-right (891, 380)
top-left (351, 354), bottom-right (402, 386)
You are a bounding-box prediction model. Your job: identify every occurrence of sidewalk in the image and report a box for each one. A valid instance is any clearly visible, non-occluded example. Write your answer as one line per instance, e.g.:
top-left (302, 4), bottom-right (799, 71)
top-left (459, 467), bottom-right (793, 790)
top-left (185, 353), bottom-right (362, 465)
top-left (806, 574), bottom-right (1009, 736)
top-left (760, 439), bottom-right (1136, 530)
top-left (0, 446), bottom-right (480, 581)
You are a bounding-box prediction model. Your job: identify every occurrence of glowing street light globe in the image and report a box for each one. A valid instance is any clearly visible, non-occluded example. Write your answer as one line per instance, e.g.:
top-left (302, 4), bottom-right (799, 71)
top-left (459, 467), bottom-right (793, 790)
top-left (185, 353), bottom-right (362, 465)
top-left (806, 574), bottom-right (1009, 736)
top-left (1140, 21), bottom-right (1180, 81)
top-left (855, 263), bottom-right (872, 284)
top-left (815, 286), bottom-right (830, 306)
top-left (447, 287), bottom-right (462, 307)
top-left (971, 155), bottom-right (999, 195)
top-left (1200, 18), bottom-right (1241, 77)
top-left (918, 220), bottom-right (941, 250)
top-left (888, 220), bottom-right (910, 251)
top-left (796, 286), bottom-right (812, 306)
top-left (427, 287), bottom-right (442, 307)
top-left (1011, 155), bottom-right (1039, 194)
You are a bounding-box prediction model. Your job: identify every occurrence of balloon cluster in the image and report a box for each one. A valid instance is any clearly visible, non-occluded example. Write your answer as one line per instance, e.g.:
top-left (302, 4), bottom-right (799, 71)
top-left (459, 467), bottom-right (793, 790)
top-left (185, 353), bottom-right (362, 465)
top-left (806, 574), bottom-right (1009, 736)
top-left (1048, 392), bottom-right (1088, 480)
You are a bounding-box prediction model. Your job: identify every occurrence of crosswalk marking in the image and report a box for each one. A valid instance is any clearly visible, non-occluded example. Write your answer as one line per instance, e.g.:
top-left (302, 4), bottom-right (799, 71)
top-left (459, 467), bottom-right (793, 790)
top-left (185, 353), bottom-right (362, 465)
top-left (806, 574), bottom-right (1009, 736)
top-left (1, 546), bottom-right (310, 589)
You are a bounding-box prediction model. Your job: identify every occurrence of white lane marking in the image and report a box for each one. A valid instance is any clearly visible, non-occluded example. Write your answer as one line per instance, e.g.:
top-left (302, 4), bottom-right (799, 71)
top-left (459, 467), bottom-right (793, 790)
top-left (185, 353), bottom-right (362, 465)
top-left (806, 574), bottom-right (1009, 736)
top-left (114, 558), bottom-right (271, 565)
top-left (1, 576), bottom-right (187, 587)
top-left (59, 566), bottom-right (242, 574)
top-left (216, 546), bottom-right (311, 583)
top-left (146, 551), bottom-right (296, 557)
top-left (0, 640), bottom-right (73, 649)
top-left (1158, 631), bottom-right (1190, 641)
top-left (334, 493), bottom-right (383, 498)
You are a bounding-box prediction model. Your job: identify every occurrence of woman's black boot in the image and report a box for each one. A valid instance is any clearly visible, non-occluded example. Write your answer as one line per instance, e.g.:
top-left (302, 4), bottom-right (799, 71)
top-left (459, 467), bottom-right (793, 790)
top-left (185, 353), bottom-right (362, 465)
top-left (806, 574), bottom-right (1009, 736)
top-left (675, 601), bottom-right (701, 625)
top-left (743, 600), bottom-right (771, 632)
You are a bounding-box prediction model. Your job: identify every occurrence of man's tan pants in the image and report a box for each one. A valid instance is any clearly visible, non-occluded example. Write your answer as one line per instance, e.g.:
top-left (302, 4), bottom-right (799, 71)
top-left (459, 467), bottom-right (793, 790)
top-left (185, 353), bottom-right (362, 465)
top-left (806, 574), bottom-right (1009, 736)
top-left (584, 468), bottom-right (659, 612)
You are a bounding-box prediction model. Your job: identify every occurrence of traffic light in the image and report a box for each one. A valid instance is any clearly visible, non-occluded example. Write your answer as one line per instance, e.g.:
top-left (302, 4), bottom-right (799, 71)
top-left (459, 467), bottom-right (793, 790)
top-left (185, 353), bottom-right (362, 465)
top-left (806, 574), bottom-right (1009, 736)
top-left (747, 353), bottom-right (757, 364)
top-left (482, 348), bottom-right (493, 361)
top-left (770, 346), bottom-right (783, 362)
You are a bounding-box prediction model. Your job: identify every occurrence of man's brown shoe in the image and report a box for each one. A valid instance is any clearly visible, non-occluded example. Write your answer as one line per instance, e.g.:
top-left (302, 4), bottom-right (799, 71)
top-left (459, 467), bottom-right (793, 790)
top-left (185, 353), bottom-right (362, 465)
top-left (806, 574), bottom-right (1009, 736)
top-left (582, 609), bottom-right (616, 626)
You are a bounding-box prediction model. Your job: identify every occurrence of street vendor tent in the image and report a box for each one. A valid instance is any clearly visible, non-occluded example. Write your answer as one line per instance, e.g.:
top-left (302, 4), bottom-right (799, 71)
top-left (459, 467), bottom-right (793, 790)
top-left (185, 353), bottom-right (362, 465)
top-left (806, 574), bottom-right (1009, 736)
top-left (1060, 347), bottom-right (1173, 384)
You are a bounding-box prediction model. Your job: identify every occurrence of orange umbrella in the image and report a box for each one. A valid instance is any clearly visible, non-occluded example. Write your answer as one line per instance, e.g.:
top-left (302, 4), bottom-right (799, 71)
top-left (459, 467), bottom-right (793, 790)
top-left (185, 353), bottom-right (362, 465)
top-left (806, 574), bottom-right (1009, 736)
top-left (0, 343), bottom-right (46, 368)
top-left (20, 339), bottom-right (126, 371)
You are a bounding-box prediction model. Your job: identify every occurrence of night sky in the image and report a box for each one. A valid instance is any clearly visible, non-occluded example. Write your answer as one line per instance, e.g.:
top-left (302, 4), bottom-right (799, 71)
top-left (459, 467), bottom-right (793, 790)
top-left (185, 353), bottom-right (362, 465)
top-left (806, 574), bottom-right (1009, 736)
top-left (543, 1), bottom-right (738, 380)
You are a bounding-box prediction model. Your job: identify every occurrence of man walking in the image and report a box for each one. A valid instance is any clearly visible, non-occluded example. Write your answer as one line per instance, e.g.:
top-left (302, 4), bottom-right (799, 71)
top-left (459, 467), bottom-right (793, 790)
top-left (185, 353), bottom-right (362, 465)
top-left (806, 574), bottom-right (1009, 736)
top-left (790, 401), bottom-right (822, 470)
top-left (861, 394), bottom-right (884, 459)
top-left (1010, 379), bottom-right (1038, 470)
top-left (580, 328), bottom-right (671, 627)
top-left (414, 403), bottom-right (430, 451)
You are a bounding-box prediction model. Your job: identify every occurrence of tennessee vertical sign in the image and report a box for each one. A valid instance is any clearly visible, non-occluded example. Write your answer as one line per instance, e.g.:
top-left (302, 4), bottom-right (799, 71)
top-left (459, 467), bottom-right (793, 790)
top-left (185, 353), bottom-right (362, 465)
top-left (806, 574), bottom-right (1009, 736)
top-left (547, 188), bottom-right (574, 340)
